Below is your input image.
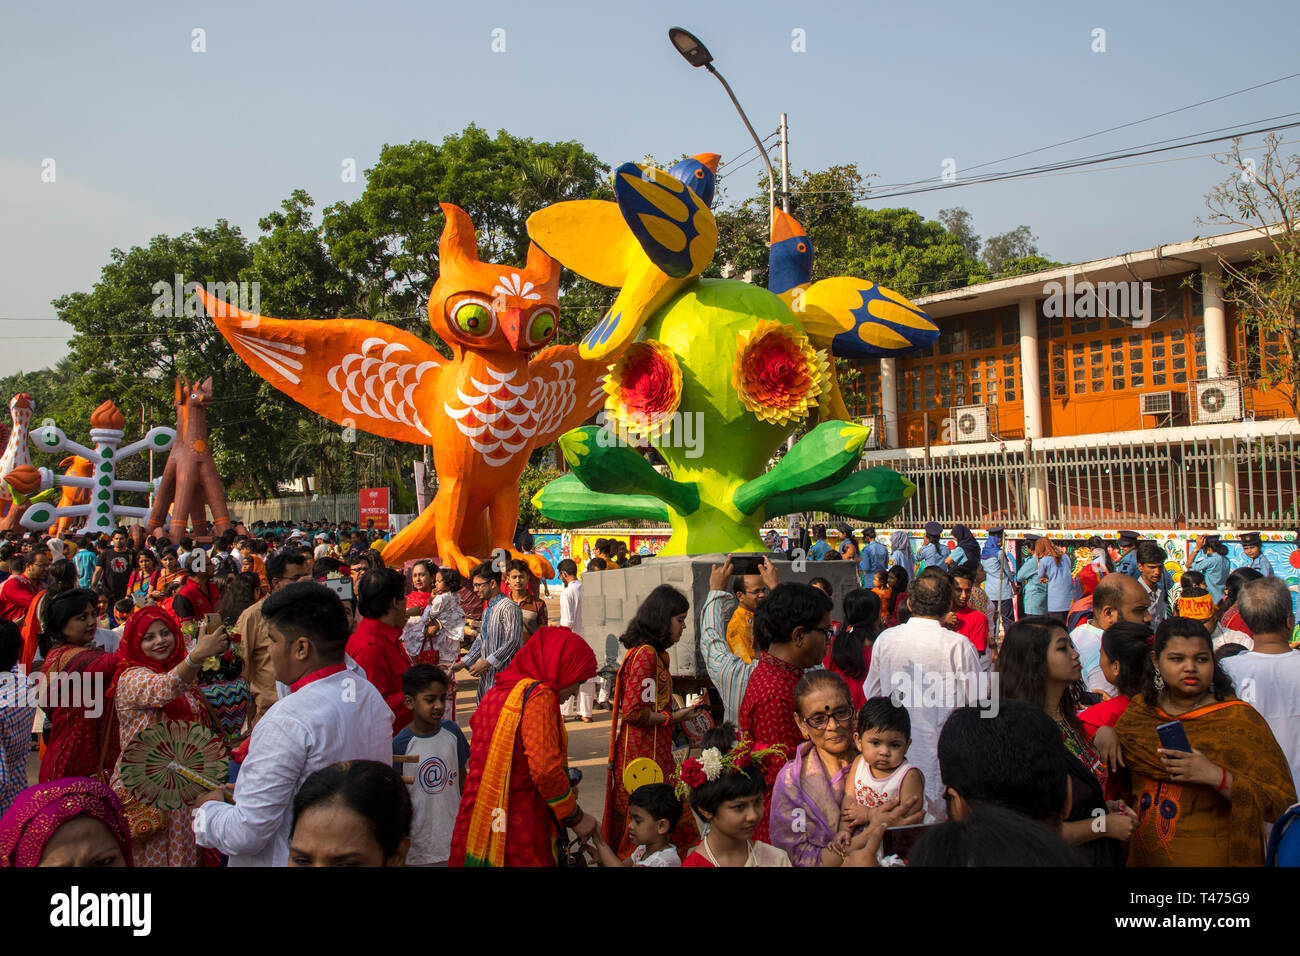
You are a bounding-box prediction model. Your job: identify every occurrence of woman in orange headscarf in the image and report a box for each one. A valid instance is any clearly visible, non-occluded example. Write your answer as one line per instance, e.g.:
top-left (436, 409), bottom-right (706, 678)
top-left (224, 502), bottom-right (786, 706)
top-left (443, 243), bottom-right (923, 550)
top-left (108, 605), bottom-right (230, 866)
top-left (449, 626), bottom-right (599, 867)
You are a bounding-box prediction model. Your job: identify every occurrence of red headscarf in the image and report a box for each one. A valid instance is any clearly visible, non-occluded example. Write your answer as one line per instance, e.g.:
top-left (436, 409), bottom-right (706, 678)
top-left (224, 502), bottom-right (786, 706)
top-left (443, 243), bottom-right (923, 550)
top-left (110, 605), bottom-right (199, 721)
top-left (492, 626), bottom-right (596, 695)
top-left (0, 777), bottom-right (133, 867)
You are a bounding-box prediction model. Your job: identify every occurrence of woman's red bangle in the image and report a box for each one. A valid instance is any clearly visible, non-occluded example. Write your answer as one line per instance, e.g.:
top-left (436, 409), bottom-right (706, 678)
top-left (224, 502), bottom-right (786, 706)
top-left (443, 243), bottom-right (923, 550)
top-left (1217, 767), bottom-right (1228, 792)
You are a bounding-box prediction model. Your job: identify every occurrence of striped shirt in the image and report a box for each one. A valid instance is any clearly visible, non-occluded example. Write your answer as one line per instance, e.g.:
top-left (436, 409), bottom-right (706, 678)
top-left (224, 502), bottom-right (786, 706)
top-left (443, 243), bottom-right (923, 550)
top-left (0, 667), bottom-right (37, 817)
top-left (462, 593), bottom-right (523, 698)
top-left (700, 590), bottom-right (757, 726)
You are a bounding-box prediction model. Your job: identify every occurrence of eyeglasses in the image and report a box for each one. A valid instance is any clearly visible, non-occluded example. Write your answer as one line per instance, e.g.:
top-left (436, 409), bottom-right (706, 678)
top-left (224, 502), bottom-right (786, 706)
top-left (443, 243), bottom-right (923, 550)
top-left (744, 587), bottom-right (769, 596)
top-left (801, 706), bottom-right (854, 730)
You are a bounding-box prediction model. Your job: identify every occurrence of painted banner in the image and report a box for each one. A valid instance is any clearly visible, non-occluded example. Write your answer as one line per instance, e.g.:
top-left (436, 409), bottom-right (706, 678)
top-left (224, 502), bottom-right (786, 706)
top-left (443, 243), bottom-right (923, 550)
top-left (533, 532), bottom-right (563, 588)
top-left (359, 487), bottom-right (390, 530)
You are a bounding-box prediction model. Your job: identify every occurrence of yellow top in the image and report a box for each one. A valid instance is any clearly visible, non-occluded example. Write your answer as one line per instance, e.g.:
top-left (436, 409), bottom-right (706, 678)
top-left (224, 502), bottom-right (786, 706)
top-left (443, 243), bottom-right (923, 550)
top-left (726, 604), bottom-right (755, 664)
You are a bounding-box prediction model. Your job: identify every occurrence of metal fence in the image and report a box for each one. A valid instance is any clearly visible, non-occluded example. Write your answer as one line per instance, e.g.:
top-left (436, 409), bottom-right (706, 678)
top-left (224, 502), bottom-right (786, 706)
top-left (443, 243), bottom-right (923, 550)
top-left (810, 433), bottom-right (1300, 530)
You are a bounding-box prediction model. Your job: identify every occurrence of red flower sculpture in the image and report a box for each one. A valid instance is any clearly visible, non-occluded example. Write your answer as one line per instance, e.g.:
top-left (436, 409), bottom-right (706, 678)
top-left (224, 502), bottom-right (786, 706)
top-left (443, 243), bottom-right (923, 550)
top-left (603, 340), bottom-right (682, 439)
top-left (732, 320), bottom-right (829, 425)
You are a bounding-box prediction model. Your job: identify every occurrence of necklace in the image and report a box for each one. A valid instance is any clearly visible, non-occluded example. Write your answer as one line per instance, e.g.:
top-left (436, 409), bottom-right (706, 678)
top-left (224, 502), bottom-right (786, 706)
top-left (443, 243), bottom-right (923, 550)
top-left (701, 830), bottom-right (753, 868)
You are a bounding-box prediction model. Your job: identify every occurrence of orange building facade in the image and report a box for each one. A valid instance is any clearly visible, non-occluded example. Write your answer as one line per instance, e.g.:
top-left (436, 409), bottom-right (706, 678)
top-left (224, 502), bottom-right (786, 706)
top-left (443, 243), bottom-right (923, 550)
top-left (842, 227), bottom-right (1297, 532)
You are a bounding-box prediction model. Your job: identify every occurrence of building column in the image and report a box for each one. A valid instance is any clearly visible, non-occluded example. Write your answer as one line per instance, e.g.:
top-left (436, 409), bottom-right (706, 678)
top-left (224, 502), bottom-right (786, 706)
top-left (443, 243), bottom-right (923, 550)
top-left (1018, 296), bottom-right (1043, 439)
top-left (879, 357), bottom-right (899, 448)
top-left (1018, 296), bottom-right (1048, 525)
top-left (1202, 265), bottom-right (1237, 526)
top-left (1213, 438), bottom-right (1238, 529)
top-left (1201, 264), bottom-right (1230, 379)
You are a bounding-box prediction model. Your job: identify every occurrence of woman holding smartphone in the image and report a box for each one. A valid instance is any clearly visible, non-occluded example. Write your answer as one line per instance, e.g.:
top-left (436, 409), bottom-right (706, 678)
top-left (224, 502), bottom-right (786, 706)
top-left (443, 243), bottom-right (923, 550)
top-left (1115, 617), bottom-right (1294, 866)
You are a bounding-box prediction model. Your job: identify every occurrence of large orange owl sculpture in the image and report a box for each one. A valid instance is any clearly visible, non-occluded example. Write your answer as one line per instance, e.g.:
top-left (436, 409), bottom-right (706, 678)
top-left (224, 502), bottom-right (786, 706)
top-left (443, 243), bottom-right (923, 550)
top-left (197, 203), bottom-right (610, 575)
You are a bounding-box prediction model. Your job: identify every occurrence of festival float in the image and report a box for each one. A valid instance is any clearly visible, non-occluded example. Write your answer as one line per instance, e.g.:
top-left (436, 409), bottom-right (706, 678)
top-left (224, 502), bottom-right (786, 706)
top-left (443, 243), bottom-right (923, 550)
top-left (146, 377), bottom-right (235, 544)
top-left (12, 400), bottom-right (175, 535)
top-left (195, 203), bottom-right (618, 577)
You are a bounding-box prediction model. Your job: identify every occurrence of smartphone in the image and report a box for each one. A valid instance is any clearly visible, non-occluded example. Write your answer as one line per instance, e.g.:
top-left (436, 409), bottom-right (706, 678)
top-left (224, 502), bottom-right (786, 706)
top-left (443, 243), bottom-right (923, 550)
top-left (203, 612), bottom-right (223, 632)
top-left (1156, 719), bottom-right (1192, 753)
top-left (321, 576), bottom-right (355, 602)
top-left (882, 823), bottom-right (933, 860)
top-left (728, 553), bottom-right (763, 575)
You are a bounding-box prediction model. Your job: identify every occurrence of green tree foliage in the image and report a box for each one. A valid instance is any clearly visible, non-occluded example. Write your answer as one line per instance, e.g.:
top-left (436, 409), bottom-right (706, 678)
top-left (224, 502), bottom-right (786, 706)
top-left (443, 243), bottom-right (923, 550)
top-left (1202, 133), bottom-right (1300, 420)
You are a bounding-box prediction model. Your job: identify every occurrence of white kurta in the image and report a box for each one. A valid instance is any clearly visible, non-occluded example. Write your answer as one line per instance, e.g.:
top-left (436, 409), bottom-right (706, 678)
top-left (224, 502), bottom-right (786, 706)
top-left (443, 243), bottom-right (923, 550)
top-left (193, 657), bottom-right (393, 867)
top-left (863, 616), bottom-right (984, 821)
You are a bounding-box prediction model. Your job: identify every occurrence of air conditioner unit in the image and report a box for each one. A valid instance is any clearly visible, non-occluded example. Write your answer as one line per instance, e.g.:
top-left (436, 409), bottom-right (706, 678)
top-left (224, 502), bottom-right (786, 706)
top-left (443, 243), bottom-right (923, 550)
top-left (1190, 377), bottom-right (1244, 424)
top-left (951, 404), bottom-right (996, 443)
top-left (860, 413), bottom-right (884, 449)
top-left (1139, 391), bottom-right (1188, 425)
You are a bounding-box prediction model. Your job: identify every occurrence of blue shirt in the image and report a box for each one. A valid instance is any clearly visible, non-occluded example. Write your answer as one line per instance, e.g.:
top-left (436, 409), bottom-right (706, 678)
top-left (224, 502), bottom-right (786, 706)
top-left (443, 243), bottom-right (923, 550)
top-left (809, 540), bottom-right (833, 561)
top-left (74, 549), bottom-right (97, 589)
top-left (859, 541), bottom-right (889, 576)
top-left (1017, 556), bottom-right (1048, 615)
top-left (917, 543), bottom-right (946, 569)
top-left (1245, 553), bottom-right (1274, 577)
top-left (1191, 551), bottom-right (1231, 604)
top-left (1041, 555), bottom-right (1075, 612)
top-left (981, 550), bottom-right (1014, 601)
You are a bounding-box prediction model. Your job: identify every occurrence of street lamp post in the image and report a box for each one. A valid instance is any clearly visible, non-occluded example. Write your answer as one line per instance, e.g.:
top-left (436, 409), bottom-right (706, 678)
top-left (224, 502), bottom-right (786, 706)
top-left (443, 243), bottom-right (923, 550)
top-left (667, 26), bottom-right (799, 553)
top-left (668, 27), bottom-right (775, 231)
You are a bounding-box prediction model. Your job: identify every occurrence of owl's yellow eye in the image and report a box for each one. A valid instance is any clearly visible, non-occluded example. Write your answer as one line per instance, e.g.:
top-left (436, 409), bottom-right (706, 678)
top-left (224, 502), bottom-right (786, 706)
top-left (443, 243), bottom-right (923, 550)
top-left (450, 300), bottom-right (496, 337)
top-left (526, 308), bottom-right (556, 346)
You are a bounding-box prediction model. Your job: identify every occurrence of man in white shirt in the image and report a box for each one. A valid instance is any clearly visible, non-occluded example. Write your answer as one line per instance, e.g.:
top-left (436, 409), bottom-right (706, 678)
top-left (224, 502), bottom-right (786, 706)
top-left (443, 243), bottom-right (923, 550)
top-left (192, 580), bottom-right (393, 866)
top-left (557, 559), bottom-right (594, 721)
top-left (1221, 577), bottom-right (1300, 789)
top-left (864, 570), bottom-right (985, 820)
top-left (1070, 574), bottom-right (1151, 697)
top-left (313, 533), bottom-right (332, 562)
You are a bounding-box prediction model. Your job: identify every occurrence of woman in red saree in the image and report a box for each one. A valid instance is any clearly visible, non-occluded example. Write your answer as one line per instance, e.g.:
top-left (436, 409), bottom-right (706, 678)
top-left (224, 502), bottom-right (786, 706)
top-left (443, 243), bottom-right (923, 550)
top-left (602, 585), bottom-right (701, 858)
top-left (406, 560), bottom-right (435, 613)
top-left (37, 589), bottom-right (120, 783)
top-left (449, 626), bottom-right (598, 867)
top-left (1116, 617), bottom-right (1295, 866)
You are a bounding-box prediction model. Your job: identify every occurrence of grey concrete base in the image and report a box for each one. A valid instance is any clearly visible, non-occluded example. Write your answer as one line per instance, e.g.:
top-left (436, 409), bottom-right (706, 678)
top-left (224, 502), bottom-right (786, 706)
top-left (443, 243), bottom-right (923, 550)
top-left (580, 554), bottom-right (862, 679)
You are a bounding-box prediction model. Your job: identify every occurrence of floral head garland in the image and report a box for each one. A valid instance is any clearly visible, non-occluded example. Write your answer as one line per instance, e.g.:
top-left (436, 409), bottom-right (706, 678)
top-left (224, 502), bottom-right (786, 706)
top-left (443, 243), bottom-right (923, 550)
top-left (672, 735), bottom-right (788, 800)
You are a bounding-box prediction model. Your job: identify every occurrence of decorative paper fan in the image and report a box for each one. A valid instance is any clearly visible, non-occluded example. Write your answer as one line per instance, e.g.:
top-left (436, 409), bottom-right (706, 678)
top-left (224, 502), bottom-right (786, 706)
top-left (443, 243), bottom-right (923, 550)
top-left (120, 720), bottom-right (229, 811)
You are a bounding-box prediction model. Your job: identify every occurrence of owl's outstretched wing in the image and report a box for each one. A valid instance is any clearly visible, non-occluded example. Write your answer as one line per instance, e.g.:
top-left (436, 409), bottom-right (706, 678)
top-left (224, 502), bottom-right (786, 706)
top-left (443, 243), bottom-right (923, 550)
top-left (197, 288), bottom-right (443, 445)
top-left (525, 344), bottom-right (609, 450)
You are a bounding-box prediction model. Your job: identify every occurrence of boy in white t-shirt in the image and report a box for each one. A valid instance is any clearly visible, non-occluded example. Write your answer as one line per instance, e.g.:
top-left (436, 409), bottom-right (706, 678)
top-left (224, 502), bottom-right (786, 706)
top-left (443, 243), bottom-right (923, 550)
top-left (583, 783), bottom-right (683, 867)
top-left (392, 664), bottom-right (469, 866)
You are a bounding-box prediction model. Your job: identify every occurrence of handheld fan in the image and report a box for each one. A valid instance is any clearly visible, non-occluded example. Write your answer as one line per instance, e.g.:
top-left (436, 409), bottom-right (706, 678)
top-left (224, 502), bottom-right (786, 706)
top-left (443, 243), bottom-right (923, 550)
top-left (119, 720), bottom-right (229, 810)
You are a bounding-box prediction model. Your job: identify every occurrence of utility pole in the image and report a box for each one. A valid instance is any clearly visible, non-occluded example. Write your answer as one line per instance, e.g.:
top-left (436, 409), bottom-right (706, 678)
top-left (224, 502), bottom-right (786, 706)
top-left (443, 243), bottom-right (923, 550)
top-left (779, 113), bottom-right (790, 212)
top-left (780, 112), bottom-right (801, 553)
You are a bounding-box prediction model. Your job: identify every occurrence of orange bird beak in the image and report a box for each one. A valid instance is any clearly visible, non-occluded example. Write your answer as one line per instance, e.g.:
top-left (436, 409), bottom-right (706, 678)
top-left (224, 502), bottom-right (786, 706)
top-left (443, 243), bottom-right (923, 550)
top-left (500, 308), bottom-right (525, 350)
top-left (693, 153), bottom-right (721, 173)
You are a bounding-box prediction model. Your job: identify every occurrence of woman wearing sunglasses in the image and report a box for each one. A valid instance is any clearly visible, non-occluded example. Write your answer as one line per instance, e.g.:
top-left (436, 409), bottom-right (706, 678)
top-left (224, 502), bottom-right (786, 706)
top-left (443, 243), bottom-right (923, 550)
top-left (768, 671), bottom-right (916, 866)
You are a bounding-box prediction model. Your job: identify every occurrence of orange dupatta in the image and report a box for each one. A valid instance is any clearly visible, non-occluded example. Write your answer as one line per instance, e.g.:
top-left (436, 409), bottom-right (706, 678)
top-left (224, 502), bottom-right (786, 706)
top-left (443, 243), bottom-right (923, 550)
top-left (1116, 695), bottom-right (1296, 866)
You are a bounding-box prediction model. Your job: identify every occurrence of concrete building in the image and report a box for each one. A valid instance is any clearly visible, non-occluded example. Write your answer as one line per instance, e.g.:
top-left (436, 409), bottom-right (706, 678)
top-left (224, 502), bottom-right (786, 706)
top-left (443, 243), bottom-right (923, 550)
top-left (841, 226), bottom-right (1297, 532)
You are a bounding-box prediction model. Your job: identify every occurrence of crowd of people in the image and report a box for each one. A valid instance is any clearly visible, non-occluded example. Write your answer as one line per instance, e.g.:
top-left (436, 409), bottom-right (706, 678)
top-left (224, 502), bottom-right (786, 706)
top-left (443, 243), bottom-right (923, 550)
top-left (1, 518), bottom-right (1297, 868)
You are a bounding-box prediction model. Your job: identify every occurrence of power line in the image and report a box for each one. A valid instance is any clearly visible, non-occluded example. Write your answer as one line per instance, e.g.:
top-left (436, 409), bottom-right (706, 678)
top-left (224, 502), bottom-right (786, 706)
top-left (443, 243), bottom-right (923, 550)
top-left (877, 69), bottom-right (1300, 192)
top-left (864, 118), bottom-right (1300, 201)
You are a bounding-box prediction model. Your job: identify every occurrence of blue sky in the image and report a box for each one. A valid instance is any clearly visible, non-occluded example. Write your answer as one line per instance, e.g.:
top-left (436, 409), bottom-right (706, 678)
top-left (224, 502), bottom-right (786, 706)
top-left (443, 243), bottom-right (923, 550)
top-left (1, 0), bottom-right (1297, 375)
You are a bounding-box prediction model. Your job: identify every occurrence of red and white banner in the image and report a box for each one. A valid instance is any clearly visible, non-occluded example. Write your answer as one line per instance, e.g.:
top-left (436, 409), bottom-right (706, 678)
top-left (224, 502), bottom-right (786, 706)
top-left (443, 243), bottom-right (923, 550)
top-left (359, 487), bottom-right (390, 530)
